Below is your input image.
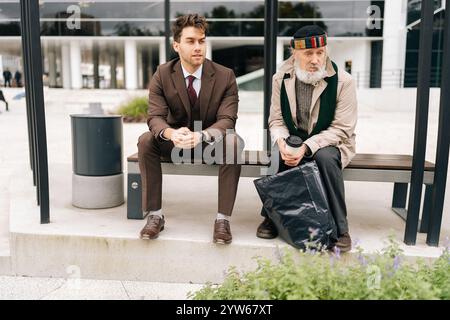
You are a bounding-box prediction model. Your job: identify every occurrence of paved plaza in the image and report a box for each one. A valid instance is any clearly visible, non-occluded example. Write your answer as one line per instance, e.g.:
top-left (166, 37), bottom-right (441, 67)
top-left (0, 87), bottom-right (448, 299)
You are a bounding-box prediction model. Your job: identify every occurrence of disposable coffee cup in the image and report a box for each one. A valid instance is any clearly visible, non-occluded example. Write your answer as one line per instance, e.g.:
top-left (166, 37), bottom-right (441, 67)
top-left (285, 135), bottom-right (303, 156)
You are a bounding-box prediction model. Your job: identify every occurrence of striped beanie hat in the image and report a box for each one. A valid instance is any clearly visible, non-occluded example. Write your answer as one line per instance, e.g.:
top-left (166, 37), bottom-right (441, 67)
top-left (290, 25), bottom-right (327, 50)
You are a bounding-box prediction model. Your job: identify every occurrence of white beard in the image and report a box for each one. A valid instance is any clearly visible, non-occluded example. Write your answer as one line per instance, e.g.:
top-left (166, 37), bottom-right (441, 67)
top-left (294, 64), bottom-right (328, 85)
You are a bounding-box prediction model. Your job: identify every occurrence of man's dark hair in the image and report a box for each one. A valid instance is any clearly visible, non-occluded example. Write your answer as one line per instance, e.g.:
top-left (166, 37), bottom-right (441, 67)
top-left (172, 14), bottom-right (208, 43)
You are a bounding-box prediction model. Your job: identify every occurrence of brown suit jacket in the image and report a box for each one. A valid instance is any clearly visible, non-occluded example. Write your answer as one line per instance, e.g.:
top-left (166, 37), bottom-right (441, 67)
top-left (147, 58), bottom-right (239, 141)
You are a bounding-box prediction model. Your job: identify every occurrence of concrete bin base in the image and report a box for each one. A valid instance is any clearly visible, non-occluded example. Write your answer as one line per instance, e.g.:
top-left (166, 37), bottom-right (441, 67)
top-left (72, 173), bottom-right (124, 209)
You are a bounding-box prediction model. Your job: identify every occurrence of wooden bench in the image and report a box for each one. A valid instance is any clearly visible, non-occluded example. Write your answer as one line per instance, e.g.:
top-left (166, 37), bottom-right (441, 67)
top-left (127, 151), bottom-right (436, 243)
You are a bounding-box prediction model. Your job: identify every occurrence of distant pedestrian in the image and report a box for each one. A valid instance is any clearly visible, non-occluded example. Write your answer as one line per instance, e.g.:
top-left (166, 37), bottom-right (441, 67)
top-left (14, 70), bottom-right (22, 87)
top-left (3, 69), bottom-right (12, 87)
top-left (0, 88), bottom-right (8, 112)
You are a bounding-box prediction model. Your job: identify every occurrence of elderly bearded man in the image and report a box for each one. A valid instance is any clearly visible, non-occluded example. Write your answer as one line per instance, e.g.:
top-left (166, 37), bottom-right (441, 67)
top-left (256, 25), bottom-right (358, 252)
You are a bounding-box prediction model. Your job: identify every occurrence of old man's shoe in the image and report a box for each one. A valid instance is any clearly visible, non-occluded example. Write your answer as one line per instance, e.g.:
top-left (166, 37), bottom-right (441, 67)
top-left (335, 232), bottom-right (352, 252)
top-left (256, 217), bottom-right (278, 239)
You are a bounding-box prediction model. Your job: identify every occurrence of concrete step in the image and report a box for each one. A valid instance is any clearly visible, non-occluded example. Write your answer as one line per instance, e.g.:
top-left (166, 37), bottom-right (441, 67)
top-left (8, 168), bottom-right (285, 283)
top-left (7, 165), bottom-right (448, 284)
top-left (10, 231), bottom-right (282, 284)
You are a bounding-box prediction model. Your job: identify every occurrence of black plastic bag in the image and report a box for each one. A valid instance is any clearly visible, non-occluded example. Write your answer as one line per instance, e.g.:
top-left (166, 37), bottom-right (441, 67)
top-left (254, 161), bottom-right (337, 250)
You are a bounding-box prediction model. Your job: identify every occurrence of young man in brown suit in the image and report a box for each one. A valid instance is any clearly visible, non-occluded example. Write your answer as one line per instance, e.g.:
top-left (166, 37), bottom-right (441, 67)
top-left (138, 14), bottom-right (244, 244)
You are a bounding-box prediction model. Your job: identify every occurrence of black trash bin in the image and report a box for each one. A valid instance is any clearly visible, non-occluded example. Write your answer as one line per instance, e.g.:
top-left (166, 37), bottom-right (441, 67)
top-left (71, 114), bottom-right (124, 209)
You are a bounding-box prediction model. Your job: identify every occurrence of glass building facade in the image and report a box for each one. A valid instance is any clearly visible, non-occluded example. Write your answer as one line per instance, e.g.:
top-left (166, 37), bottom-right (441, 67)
top-left (0, 1), bottom-right (385, 37)
top-left (404, 0), bottom-right (446, 87)
top-left (0, 0), bottom-right (390, 90)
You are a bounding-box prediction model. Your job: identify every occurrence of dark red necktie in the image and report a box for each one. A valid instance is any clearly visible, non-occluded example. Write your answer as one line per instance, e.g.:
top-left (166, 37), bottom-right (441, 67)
top-left (187, 75), bottom-right (197, 107)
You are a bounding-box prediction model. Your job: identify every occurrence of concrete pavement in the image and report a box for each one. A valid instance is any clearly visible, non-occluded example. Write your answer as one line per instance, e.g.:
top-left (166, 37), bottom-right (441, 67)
top-left (0, 275), bottom-right (202, 300)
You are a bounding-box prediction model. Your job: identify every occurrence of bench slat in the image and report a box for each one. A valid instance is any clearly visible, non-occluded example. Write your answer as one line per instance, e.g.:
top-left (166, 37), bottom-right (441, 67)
top-left (127, 151), bottom-right (435, 171)
top-left (348, 154), bottom-right (435, 171)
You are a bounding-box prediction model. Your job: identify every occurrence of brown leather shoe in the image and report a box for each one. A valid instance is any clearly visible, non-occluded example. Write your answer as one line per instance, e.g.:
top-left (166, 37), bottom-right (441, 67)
top-left (335, 232), bottom-right (352, 252)
top-left (140, 215), bottom-right (165, 240)
top-left (256, 218), bottom-right (278, 239)
top-left (213, 219), bottom-right (232, 244)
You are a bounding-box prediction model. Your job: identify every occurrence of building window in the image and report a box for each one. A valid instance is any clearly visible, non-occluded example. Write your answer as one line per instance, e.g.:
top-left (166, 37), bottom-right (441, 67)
top-left (404, 0), bottom-right (445, 87)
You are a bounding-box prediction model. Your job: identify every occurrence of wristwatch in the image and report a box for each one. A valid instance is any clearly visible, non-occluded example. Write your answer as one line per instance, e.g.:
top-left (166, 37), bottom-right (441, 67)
top-left (200, 131), bottom-right (207, 142)
top-left (201, 131), bottom-right (215, 145)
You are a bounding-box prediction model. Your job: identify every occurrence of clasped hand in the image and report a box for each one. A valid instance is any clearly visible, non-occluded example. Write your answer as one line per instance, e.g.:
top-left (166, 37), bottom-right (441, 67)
top-left (171, 127), bottom-right (202, 149)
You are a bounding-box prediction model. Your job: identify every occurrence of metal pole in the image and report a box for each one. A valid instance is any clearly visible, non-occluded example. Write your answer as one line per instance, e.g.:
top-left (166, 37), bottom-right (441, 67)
top-left (404, 0), bottom-right (434, 245)
top-left (20, 0), bottom-right (50, 224)
top-left (263, 0), bottom-right (278, 152)
top-left (25, 0), bottom-right (40, 205)
top-left (165, 0), bottom-right (171, 62)
top-left (427, 0), bottom-right (450, 246)
top-left (30, 0), bottom-right (49, 222)
top-left (435, 18), bottom-right (443, 87)
top-left (20, 1), bottom-right (35, 184)
top-left (21, 0), bottom-right (39, 205)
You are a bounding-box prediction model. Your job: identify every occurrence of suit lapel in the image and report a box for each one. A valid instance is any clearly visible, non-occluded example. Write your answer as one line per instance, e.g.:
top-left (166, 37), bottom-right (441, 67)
top-left (199, 59), bottom-right (215, 122)
top-left (170, 60), bottom-right (191, 118)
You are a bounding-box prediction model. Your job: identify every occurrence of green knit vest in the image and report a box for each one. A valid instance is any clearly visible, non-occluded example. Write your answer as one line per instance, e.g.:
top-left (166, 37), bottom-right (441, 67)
top-left (280, 61), bottom-right (338, 142)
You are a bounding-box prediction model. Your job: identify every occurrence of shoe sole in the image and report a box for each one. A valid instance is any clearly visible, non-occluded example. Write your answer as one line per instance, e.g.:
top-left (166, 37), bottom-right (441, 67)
top-left (213, 238), bottom-right (232, 245)
top-left (140, 226), bottom-right (164, 240)
top-left (335, 244), bottom-right (352, 252)
top-left (256, 231), bottom-right (278, 239)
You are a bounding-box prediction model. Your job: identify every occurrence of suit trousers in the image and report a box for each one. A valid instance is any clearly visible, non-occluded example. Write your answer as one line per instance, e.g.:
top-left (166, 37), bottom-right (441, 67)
top-left (260, 146), bottom-right (349, 235)
top-left (138, 131), bottom-right (244, 216)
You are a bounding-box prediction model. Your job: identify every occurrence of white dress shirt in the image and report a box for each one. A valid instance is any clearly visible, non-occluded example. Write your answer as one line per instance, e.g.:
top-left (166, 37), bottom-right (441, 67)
top-left (181, 63), bottom-right (202, 96)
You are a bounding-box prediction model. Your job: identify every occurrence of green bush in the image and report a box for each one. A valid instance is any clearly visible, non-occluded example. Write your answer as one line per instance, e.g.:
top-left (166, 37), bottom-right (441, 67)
top-left (190, 236), bottom-right (450, 300)
top-left (117, 96), bottom-right (148, 122)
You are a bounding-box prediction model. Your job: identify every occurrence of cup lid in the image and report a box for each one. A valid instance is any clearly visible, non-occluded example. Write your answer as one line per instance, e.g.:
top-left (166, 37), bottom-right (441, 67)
top-left (285, 135), bottom-right (303, 148)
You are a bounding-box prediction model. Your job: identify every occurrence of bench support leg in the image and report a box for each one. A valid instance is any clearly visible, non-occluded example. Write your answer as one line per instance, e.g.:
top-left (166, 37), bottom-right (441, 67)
top-left (391, 183), bottom-right (408, 221)
top-left (419, 184), bottom-right (432, 233)
top-left (127, 173), bottom-right (147, 219)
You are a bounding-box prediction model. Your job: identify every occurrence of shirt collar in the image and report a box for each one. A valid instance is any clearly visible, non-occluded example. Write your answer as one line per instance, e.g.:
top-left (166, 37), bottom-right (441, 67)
top-left (181, 63), bottom-right (203, 80)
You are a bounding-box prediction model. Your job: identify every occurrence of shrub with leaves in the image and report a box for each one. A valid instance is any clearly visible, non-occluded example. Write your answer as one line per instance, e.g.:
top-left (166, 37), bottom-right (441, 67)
top-left (117, 96), bottom-right (148, 122)
top-left (190, 236), bottom-right (450, 300)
